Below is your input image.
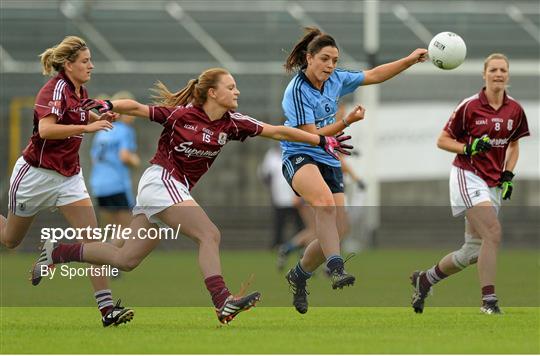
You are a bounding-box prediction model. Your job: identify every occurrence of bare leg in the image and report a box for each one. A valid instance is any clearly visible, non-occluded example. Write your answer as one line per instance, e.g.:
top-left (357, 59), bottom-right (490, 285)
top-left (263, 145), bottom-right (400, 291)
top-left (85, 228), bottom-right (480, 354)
top-left (465, 201), bottom-right (501, 288)
top-left (292, 164), bottom-right (340, 271)
top-left (298, 192), bottom-right (347, 271)
top-left (81, 214), bottom-right (159, 270)
top-left (0, 212), bottom-right (36, 249)
top-left (156, 200), bottom-right (222, 278)
top-left (98, 209), bottom-right (132, 247)
top-left (59, 198), bottom-right (112, 292)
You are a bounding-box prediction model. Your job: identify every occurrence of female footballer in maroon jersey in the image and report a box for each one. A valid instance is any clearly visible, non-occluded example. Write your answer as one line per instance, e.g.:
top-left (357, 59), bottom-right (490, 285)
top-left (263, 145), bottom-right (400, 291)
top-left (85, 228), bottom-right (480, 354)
top-left (0, 36), bottom-right (133, 326)
top-left (34, 67), bottom-right (354, 324)
top-left (410, 53), bottom-right (530, 315)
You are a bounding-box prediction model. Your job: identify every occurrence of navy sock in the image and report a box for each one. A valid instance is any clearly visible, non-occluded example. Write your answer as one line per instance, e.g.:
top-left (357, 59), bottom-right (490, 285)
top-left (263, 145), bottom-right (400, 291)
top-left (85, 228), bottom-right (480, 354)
top-left (326, 255), bottom-right (344, 273)
top-left (281, 241), bottom-right (299, 255)
top-left (291, 262), bottom-right (312, 284)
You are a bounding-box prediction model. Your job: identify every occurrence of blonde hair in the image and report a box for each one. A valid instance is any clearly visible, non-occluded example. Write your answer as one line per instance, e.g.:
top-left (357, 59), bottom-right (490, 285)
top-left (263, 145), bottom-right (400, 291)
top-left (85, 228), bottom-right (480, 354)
top-left (483, 53), bottom-right (509, 72)
top-left (39, 36), bottom-right (88, 76)
top-left (151, 68), bottom-right (230, 107)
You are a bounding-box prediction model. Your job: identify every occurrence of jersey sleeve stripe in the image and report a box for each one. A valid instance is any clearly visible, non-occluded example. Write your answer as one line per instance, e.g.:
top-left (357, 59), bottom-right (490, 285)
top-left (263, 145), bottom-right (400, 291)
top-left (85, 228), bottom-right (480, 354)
top-left (292, 77), bottom-right (306, 126)
top-left (230, 112), bottom-right (263, 126)
top-left (51, 80), bottom-right (66, 115)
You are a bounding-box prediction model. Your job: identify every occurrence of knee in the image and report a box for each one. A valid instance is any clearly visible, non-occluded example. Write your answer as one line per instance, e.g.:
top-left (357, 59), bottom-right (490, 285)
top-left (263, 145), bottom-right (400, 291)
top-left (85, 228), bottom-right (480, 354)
top-left (198, 226), bottom-right (221, 247)
top-left (1, 239), bottom-right (21, 249)
top-left (116, 251), bottom-right (142, 272)
top-left (483, 222), bottom-right (502, 245)
top-left (313, 203), bottom-right (336, 217)
top-left (452, 235), bottom-right (481, 269)
top-left (120, 257), bottom-right (141, 272)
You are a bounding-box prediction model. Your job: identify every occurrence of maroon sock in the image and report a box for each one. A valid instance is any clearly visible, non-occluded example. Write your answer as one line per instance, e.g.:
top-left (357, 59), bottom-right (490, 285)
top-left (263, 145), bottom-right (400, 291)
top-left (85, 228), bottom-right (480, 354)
top-left (51, 243), bottom-right (83, 263)
top-left (204, 275), bottom-right (231, 309)
top-left (434, 264), bottom-right (448, 279)
top-left (482, 285), bottom-right (497, 302)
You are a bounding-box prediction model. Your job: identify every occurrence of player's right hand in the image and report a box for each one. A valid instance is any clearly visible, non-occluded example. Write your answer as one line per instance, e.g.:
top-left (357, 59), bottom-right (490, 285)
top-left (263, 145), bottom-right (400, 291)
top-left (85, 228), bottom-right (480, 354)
top-left (407, 48), bottom-right (429, 64)
top-left (81, 98), bottom-right (113, 113)
top-left (464, 135), bottom-right (492, 156)
top-left (345, 105), bottom-right (366, 124)
top-left (84, 120), bottom-right (113, 133)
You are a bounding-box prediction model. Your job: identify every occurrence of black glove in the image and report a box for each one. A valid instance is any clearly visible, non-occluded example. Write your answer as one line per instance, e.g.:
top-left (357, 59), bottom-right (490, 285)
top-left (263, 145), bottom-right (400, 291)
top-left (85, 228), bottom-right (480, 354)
top-left (499, 170), bottom-right (514, 200)
top-left (356, 179), bottom-right (366, 190)
top-left (464, 136), bottom-right (492, 156)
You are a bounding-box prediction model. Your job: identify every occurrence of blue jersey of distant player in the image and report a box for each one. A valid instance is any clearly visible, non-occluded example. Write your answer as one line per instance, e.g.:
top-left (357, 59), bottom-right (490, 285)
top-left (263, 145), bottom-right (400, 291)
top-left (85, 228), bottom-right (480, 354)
top-left (90, 121), bottom-right (137, 207)
top-left (281, 68), bottom-right (365, 167)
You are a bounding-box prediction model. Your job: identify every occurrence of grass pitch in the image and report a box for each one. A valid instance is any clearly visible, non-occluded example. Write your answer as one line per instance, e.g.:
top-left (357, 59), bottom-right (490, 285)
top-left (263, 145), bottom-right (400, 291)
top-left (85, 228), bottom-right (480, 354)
top-left (1, 307), bottom-right (538, 354)
top-left (1, 249), bottom-right (539, 353)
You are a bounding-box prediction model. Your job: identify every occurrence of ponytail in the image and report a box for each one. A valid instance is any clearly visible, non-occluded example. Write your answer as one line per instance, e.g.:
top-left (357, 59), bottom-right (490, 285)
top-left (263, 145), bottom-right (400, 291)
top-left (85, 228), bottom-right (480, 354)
top-left (284, 27), bottom-right (338, 73)
top-left (151, 79), bottom-right (197, 107)
top-left (151, 68), bottom-right (230, 107)
top-left (39, 36), bottom-right (88, 76)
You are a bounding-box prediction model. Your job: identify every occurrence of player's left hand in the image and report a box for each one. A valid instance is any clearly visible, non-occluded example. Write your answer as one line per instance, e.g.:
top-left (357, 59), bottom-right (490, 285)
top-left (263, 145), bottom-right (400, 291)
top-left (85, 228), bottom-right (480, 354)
top-left (499, 170), bottom-right (514, 200)
top-left (82, 98), bottom-right (113, 113)
top-left (98, 111), bottom-right (119, 122)
top-left (408, 48), bottom-right (429, 64)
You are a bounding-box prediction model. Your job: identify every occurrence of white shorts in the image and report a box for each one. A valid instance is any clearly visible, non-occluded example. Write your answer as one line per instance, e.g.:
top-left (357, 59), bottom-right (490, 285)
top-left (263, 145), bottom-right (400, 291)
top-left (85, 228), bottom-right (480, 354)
top-left (449, 166), bottom-right (501, 217)
top-left (132, 165), bottom-right (193, 224)
top-left (8, 156), bottom-right (90, 217)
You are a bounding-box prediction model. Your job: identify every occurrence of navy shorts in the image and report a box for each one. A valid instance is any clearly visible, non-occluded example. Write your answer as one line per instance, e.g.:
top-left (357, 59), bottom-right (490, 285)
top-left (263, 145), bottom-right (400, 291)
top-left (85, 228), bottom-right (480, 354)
top-left (96, 192), bottom-right (131, 210)
top-left (282, 154), bottom-right (344, 196)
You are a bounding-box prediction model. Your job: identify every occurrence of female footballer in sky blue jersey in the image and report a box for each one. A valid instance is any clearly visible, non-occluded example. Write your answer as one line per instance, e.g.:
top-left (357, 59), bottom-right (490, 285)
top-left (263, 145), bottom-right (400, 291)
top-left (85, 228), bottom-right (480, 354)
top-left (282, 27), bottom-right (427, 314)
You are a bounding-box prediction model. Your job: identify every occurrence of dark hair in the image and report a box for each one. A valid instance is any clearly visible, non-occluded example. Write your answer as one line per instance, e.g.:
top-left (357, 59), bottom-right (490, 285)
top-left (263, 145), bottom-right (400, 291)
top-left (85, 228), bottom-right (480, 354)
top-left (284, 27), bottom-right (338, 73)
top-left (151, 68), bottom-right (230, 107)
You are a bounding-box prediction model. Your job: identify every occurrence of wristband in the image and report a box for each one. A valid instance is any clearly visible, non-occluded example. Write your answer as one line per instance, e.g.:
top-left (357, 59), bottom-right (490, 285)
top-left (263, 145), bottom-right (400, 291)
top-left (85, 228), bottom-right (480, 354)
top-left (342, 117), bottom-right (350, 127)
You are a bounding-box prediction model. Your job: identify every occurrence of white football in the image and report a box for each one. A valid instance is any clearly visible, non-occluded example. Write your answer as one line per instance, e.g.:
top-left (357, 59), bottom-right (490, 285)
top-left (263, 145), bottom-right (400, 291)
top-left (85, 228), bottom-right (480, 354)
top-left (428, 32), bottom-right (467, 70)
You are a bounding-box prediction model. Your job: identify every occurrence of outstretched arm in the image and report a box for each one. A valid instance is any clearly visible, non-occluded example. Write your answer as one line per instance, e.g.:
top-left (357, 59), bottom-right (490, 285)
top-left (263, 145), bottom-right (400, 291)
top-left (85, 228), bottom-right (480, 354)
top-left (363, 48), bottom-right (428, 85)
top-left (82, 99), bottom-right (150, 118)
top-left (260, 123), bottom-right (319, 145)
top-left (259, 124), bottom-right (352, 159)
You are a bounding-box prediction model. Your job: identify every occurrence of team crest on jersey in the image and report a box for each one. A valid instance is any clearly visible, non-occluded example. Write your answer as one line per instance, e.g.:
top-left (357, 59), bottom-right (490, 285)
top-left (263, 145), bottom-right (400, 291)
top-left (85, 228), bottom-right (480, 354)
top-left (507, 119), bottom-right (513, 131)
top-left (218, 132), bottom-right (227, 145)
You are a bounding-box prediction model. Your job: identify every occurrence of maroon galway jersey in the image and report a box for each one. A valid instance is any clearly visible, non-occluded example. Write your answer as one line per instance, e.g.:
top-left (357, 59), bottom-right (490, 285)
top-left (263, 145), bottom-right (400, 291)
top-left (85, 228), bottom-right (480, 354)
top-left (149, 105), bottom-right (263, 190)
top-left (22, 71), bottom-right (90, 177)
top-left (444, 88), bottom-right (529, 187)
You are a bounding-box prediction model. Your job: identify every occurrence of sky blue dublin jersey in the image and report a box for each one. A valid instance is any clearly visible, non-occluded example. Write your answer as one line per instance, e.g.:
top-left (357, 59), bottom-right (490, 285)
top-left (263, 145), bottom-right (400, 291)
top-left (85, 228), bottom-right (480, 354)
top-left (90, 121), bottom-right (137, 206)
top-left (281, 68), bottom-right (365, 167)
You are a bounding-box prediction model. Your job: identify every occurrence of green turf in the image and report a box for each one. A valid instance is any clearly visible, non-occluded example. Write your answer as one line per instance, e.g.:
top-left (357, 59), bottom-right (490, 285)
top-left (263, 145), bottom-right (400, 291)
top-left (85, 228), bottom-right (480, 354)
top-left (1, 249), bottom-right (539, 353)
top-left (1, 249), bottom-right (539, 307)
top-left (1, 307), bottom-right (539, 354)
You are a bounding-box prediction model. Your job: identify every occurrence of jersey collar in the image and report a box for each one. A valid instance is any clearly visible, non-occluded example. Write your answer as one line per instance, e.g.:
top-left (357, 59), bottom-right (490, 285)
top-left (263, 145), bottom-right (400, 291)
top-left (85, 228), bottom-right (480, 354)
top-left (479, 86), bottom-right (509, 107)
top-left (192, 104), bottom-right (230, 122)
top-left (58, 70), bottom-right (85, 97)
top-left (299, 69), bottom-right (326, 94)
